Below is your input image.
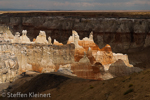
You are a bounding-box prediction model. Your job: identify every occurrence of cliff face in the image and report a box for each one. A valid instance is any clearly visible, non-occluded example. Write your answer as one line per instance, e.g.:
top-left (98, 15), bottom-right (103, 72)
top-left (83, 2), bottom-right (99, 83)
top-left (0, 12), bottom-right (150, 69)
top-left (0, 43), bottom-right (75, 83)
top-left (0, 13), bottom-right (150, 53)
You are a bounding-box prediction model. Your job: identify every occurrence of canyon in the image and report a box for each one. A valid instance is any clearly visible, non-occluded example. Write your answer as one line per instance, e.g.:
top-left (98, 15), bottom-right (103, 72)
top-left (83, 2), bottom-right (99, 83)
top-left (0, 11), bottom-right (149, 83)
top-left (0, 11), bottom-right (149, 100)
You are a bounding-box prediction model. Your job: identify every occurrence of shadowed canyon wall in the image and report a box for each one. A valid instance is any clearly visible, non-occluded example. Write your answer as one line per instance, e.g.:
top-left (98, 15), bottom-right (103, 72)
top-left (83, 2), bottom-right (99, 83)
top-left (0, 12), bottom-right (150, 53)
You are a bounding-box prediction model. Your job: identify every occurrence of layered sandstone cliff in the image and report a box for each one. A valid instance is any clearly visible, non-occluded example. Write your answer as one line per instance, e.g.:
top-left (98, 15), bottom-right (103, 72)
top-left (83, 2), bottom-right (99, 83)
top-left (0, 13), bottom-right (149, 53)
top-left (0, 29), bottom-right (140, 82)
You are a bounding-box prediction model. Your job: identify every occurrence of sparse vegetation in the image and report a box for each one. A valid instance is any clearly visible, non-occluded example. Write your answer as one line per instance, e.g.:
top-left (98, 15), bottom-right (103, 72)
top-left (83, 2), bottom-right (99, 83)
top-left (6, 69), bottom-right (150, 100)
top-left (124, 89), bottom-right (134, 95)
top-left (129, 84), bottom-right (133, 88)
top-left (122, 80), bottom-right (125, 82)
top-left (89, 85), bottom-right (94, 89)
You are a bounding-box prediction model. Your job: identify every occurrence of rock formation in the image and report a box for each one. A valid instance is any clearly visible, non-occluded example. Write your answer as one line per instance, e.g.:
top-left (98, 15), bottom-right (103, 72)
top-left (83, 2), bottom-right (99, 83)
top-left (108, 59), bottom-right (142, 77)
top-left (0, 26), bottom-right (14, 39)
top-left (0, 52), bottom-right (19, 83)
top-left (48, 36), bottom-right (52, 45)
top-left (12, 32), bottom-right (21, 43)
top-left (79, 52), bottom-right (91, 64)
top-left (58, 64), bottom-right (76, 76)
top-left (34, 31), bottom-right (48, 44)
top-left (53, 39), bottom-right (63, 45)
top-left (95, 44), bottom-right (114, 70)
top-left (113, 53), bottom-right (133, 67)
top-left (3, 33), bottom-right (9, 41)
top-left (23, 43), bottom-right (75, 73)
top-left (71, 54), bottom-right (102, 80)
top-left (0, 29), bottom-right (141, 83)
top-left (67, 31), bottom-right (133, 71)
top-left (20, 30), bottom-right (31, 43)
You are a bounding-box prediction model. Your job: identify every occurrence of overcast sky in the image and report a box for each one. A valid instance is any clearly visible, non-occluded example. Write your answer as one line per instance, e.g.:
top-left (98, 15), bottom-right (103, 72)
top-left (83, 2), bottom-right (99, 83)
top-left (0, 0), bottom-right (150, 10)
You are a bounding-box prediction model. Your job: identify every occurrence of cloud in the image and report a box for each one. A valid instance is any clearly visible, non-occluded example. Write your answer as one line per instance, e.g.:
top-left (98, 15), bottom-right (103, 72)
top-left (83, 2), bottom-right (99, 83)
top-left (0, 0), bottom-right (149, 10)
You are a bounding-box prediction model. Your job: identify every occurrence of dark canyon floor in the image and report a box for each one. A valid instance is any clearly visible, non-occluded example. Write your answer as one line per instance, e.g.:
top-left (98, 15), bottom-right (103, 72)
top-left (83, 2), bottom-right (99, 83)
top-left (1, 69), bottom-right (150, 100)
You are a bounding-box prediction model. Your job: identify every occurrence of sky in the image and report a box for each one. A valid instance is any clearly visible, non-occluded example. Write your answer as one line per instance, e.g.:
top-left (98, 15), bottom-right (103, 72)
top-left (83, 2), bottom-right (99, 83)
top-left (0, 0), bottom-right (150, 10)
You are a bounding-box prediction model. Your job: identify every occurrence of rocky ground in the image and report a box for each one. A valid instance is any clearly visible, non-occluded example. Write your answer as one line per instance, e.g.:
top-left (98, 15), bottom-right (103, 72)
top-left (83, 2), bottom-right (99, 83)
top-left (0, 71), bottom-right (40, 99)
top-left (0, 69), bottom-right (150, 100)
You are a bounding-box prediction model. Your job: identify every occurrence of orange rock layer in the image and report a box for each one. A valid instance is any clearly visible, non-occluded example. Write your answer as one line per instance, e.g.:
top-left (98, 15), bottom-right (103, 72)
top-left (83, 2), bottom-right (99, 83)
top-left (73, 39), bottom-right (113, 65)
top-left (78, 40), bottom-right (100, 51)
top-left (71, 63), bottom-right (102, 80)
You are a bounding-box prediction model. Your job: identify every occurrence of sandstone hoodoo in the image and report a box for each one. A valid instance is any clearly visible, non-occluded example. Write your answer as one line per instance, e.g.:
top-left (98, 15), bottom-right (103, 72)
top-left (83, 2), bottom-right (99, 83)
top-left (20, 30), bottom-right (31, 43)
top-left (34, 31), bottom-right (48, 44)
top-left (0, 28), bottom-right (142, 83)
